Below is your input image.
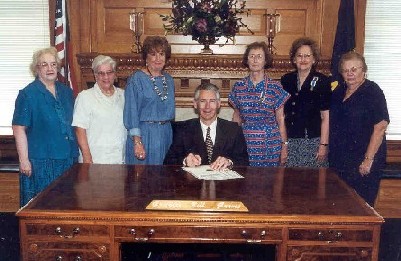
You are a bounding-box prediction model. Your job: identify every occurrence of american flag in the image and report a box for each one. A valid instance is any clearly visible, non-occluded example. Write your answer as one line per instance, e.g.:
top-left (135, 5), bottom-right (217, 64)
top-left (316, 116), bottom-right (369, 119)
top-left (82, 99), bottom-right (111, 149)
top-left (55, 0), bottom-right (77, 94)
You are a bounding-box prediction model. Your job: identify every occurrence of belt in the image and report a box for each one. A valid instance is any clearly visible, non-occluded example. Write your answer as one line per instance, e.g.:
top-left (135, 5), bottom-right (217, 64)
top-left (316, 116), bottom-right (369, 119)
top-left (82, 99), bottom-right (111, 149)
top-left (143, 121), bottom-right (170, 125)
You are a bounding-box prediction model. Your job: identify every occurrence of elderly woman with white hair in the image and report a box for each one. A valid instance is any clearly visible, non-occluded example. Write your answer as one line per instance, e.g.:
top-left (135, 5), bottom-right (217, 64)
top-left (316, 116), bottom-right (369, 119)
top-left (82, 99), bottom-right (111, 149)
top-left (72, 55), bottom-right (127, 164)
top-left (12, 47), bottom-right (79, 206)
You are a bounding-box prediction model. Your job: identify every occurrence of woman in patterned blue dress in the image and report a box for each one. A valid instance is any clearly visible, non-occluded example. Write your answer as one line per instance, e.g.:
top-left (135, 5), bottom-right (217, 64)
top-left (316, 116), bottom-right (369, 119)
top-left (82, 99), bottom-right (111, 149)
top-left (123, 36), bottom-right (175, 165)
top-left (229, 42), bottom-right (290, 167)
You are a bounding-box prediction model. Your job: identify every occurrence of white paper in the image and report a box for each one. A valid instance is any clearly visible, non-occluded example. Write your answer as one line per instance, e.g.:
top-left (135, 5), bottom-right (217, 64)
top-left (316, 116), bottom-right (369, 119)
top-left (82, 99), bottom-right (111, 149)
top-left (182, 165), bottom-right (244, 180)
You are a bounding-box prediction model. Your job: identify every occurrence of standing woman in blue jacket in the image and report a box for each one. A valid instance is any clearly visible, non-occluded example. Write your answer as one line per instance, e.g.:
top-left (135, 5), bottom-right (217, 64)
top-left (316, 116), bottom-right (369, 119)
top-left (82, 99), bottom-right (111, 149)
top-left (281, 37), bottom-right (331, 167)
top-left (12, 47), bottom-right (78, 206)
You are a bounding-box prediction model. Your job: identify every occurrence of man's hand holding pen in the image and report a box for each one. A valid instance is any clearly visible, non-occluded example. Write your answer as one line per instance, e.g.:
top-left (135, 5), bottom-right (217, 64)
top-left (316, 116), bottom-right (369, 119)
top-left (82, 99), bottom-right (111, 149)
top-left (184, 153), bottom-right (233, 171)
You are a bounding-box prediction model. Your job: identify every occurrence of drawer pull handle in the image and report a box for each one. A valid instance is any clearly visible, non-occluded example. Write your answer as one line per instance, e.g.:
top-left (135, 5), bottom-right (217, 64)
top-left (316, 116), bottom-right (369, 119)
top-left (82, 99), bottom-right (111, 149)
top-left (317, 231), bottom-right (324, 240)
top-left (65, 227), bottom-right (80, 239)
top-left (246, 239), bottom-right (262, 243)
top-left (54, 227), bottom-right (80, 238)
top-left (335, 232), bottom-right (343, 240)
top-left (132, 228), bottom-right (155, 242)
top-left (55, 256), bottom-right (63, 261)
top-left (260, 230), bottom-right (266, 238)
top-left (73, 227), bottom-right (80, 235)
top-left (360, 249), bottom-right (369, 257)
top-left (55, 227), bottom-right (62, 235)
top-left (74, 256), bottom-right (82, 261)
top-left (129, 228), bottom-right (136, 235)
top-left (241, 230), bottom-right (248, 238)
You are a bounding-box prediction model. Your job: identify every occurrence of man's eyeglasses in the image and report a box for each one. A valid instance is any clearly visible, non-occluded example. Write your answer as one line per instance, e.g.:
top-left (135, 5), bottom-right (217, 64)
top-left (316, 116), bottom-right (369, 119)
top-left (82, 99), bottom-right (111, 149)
top-left (38, 62), bottom-right (57, 68)
top-left (340, 66), bottom-right (363, 74)
top-left (97, 71), bottom-right (115, 77)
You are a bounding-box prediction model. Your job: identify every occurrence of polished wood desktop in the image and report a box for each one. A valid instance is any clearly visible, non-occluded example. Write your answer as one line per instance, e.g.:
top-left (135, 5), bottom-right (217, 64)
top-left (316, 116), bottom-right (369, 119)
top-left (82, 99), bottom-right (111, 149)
top-left (17, 164), bottom-right (383, 261)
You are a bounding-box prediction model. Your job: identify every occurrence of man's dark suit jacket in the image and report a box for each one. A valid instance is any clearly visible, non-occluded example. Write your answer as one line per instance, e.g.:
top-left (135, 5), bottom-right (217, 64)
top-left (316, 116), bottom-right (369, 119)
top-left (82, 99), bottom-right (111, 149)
top-left (163, 118), bottom-right (249, 166)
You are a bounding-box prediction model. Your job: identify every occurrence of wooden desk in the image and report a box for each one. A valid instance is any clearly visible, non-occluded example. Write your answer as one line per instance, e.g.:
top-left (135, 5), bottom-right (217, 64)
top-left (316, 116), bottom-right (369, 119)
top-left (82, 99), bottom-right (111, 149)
top-left (17, 164), bottom-right (383, 261)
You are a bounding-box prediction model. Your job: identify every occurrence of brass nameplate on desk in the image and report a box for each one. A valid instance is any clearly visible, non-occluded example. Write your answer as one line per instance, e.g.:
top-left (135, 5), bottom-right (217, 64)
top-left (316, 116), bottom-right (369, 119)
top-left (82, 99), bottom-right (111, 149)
top-left (146, 200), bottom-right (249, 212)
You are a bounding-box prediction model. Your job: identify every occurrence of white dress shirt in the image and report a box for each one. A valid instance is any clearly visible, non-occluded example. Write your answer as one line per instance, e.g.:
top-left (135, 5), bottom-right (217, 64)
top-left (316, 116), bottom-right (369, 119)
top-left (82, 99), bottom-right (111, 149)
top-left (200, 119), bottom-right (217, 144)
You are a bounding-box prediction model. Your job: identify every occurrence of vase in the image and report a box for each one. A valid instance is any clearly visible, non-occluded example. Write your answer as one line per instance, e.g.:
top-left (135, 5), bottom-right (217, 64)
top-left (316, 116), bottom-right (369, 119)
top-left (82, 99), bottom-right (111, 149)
top-left (198, 36), bottom-right (216, 54)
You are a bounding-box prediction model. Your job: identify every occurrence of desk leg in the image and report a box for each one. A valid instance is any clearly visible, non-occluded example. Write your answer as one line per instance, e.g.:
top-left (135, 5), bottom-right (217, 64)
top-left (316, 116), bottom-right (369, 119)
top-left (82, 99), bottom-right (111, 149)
top-left (111, 241), bottom-right (120, 261)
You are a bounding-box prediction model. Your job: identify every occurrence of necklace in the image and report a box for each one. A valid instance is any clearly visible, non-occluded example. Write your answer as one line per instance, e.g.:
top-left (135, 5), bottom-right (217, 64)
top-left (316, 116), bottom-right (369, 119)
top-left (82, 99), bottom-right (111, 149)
top-left (147, 67), bottom-right (168, 101)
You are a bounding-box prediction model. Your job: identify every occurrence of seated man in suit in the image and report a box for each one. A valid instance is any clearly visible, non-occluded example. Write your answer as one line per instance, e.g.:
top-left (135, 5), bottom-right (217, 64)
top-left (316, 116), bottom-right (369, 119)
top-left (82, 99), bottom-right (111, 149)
top-left (164, 83), bottom-right (249, 170)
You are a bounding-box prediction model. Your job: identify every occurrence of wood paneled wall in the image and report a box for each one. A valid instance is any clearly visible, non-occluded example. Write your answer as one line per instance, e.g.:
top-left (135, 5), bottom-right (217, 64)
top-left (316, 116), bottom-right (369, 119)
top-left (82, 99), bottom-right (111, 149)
top-left (64, 0), bottom-right (401, 162)
top-left (68, 0), bottom-right (367, 94)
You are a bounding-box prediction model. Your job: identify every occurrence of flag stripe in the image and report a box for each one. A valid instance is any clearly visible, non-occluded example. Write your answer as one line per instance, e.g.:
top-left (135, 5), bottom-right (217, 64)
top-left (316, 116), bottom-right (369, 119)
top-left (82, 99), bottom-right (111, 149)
top-left (54, 0), bottom-right (77, 94)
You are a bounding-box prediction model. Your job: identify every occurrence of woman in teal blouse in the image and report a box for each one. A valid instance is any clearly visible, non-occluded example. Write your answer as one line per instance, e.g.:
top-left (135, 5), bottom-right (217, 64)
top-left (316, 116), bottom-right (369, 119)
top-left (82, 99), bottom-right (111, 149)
top-left (12, 47), bottom-right (78, 206)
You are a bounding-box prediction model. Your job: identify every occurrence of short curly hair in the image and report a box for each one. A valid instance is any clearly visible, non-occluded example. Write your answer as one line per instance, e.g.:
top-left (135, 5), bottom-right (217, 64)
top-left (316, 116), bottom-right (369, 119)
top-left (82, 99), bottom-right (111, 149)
top-left (29, 47), bottom-right (61, 77)
top-left (242, 42), bottom-right (273, 69)
top-left (338, 51), bottom-right (368, 73)
top-left (91, 55), bottom-right (117, 73)
top-left (141, 36), bottom-right (171, 63)
top-left (289, 37), bottom-right (320, 68)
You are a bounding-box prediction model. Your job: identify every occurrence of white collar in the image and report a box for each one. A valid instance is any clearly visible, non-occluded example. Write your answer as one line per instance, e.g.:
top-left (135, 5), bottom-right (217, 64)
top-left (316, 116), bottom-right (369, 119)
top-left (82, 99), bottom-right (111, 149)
top-left (200, 118), bottom-right (218, 131)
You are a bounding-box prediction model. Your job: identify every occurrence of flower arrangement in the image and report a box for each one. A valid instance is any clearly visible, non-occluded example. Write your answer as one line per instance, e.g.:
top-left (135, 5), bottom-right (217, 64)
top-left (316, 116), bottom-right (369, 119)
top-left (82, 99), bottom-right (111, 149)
top-left (161, 0), bottom-right (252, 49)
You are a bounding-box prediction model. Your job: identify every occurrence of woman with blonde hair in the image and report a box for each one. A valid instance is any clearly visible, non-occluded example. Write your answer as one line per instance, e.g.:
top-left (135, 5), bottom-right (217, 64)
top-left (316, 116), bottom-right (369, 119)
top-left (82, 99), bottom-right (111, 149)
top-left (12, 47), bottom-right (78, 206)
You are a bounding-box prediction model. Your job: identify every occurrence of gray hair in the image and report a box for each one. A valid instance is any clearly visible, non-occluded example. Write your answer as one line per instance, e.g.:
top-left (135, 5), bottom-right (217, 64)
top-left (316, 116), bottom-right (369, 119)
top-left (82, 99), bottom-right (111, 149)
top-left (339, 51), bottom-right (368, 73)
top-left (92, 55), bottom-right (117, 73)
top-left (194, 83), bottom-right (221, 101)
top-left (30, 47), bottom-right (61, 77)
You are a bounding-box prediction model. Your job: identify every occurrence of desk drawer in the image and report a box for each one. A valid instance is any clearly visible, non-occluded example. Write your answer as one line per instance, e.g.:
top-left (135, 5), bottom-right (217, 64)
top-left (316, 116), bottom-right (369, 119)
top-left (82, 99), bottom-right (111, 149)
top-left (25, 223), bottom-right (109, 239)
top-left (287, 245), bottom-right (371, 261)
top-left (115, 226), bottom-right (282, 242)
top-left (288, 228), bottom-right (373, 242)
top-left (25, 241), bottom-right (109, 261)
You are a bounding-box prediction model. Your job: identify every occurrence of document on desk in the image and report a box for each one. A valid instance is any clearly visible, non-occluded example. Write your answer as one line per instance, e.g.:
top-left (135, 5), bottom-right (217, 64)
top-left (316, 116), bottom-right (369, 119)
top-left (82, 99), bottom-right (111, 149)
top-left (182, 165), bottom-right (244, 180)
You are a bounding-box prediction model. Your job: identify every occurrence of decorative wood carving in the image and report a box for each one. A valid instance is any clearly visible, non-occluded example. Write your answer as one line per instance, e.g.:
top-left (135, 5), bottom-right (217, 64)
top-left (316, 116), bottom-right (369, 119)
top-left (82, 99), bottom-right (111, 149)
top-left (77, 53), bottom-right (331, 107)
top-left (69, 0), bottom-right (367, 102)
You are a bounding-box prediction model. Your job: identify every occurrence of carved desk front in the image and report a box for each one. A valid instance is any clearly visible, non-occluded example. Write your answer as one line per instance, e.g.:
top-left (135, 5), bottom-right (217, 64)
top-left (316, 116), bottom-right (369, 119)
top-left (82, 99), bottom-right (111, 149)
top-left (17, 164), bottom-right (382, 260)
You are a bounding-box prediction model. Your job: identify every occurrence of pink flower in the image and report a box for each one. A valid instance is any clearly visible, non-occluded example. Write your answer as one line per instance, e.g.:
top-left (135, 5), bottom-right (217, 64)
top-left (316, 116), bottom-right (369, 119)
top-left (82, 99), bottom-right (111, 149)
top-left (195, 18), bottom-right (208, 33)
top-left (200, 2), bottom-right (212, 12)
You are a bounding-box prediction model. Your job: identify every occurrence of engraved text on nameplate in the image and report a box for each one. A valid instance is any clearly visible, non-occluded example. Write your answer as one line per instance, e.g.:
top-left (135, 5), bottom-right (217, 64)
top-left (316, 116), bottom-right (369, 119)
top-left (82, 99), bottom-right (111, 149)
top-left (146, 200), bottom-right (248, 212)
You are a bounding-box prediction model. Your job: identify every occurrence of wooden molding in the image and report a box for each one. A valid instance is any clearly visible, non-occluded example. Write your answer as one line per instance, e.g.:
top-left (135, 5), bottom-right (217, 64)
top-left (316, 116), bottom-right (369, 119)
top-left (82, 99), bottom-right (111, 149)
top-left (77, 53), bottom-right (331, 107)
top-left (387, 140), bottom-right (401, 163)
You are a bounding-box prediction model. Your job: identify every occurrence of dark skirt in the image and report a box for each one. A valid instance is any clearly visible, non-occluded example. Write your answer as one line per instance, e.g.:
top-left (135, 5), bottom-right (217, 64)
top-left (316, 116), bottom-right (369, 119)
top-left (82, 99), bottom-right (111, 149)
top-left (336, 169), bottom-right (381, 206)
top-left (19, 158), bottom-right (76, 206)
